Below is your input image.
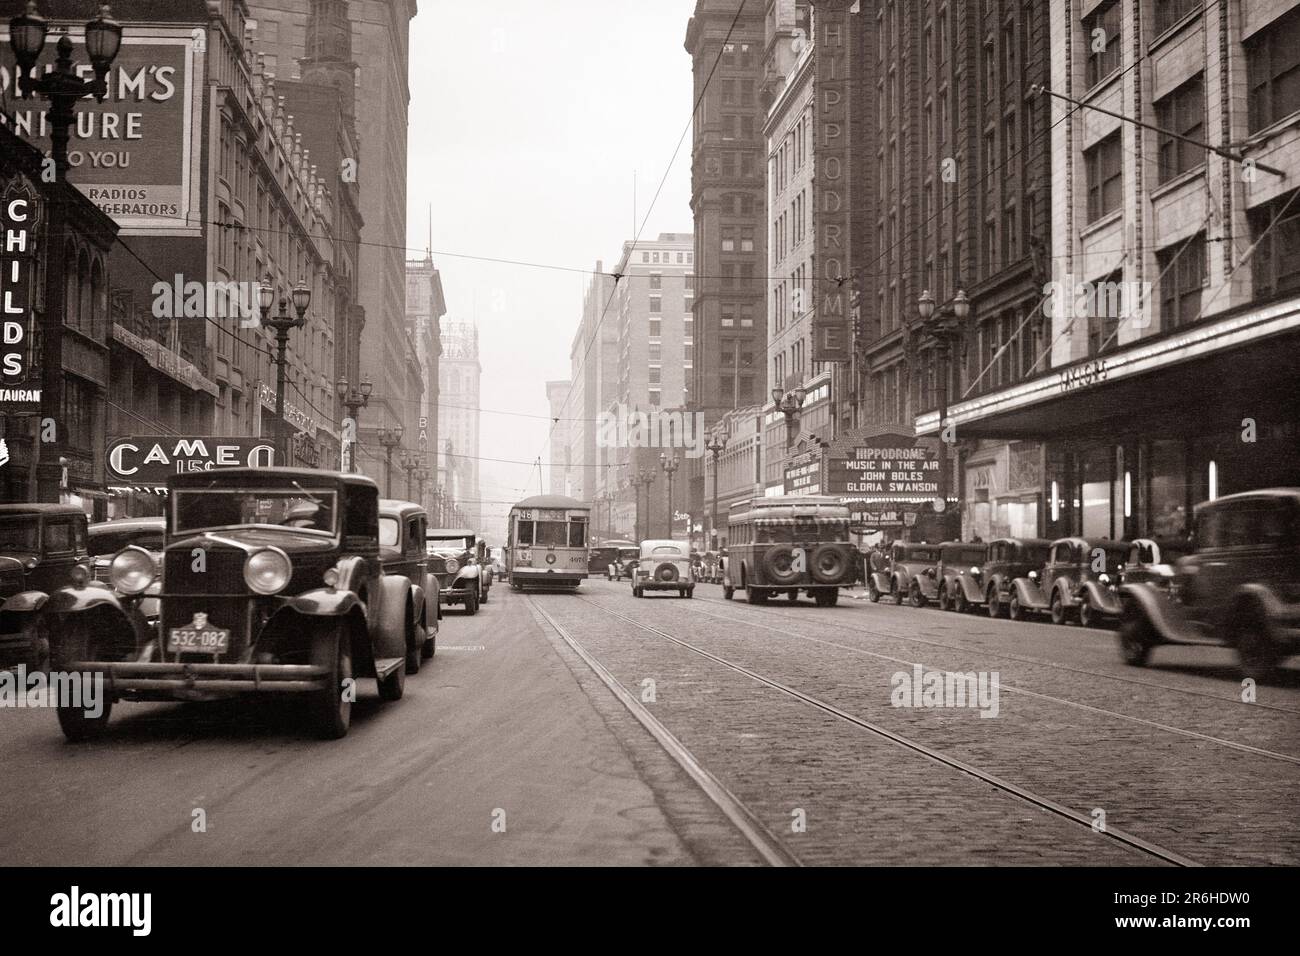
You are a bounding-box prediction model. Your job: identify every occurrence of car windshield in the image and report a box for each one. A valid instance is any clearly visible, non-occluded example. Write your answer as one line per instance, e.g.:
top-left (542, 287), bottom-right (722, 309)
top-left (755, 517), bottom-right (849, 543)
top-left (88, 528), bottom-right (163, 556)
top-left (430, 536), bottom-right (472, 551)
top-left (0, 518), bottom-right (40, 552)
top-left (953, 548), bottom-right (987, 565)
top-left (173, 489), bottom-right (338, 536)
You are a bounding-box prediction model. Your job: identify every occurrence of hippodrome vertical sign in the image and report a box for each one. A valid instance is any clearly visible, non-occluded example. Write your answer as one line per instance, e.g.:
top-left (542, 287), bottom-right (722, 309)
top-left (813, 1), bottom-right (850, 362)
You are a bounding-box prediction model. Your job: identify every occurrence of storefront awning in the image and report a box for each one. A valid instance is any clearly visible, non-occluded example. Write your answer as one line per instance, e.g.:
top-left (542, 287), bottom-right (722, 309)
top-left (916, 293), bottom-right (1300, 440)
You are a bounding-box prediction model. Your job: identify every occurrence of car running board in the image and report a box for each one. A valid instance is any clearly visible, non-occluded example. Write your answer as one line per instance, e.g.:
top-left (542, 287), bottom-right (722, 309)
top-left (373, 657), bottom-right (404, 679)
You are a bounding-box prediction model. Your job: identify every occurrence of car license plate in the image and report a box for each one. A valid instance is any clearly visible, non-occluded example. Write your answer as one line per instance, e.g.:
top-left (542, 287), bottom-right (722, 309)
top-left (168, 625), bottom-right (230, 653)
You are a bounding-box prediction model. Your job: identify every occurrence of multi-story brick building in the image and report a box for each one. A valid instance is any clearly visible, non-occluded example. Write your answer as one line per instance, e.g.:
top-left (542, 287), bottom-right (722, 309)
top-left (405, 254), bottom-right (444, 508)
top-left (684, 0), bottom-right (769, 524)
top-left (438, 320), bottom-right (481, 528)
top-left (610, 233), bottom-right (695, 540)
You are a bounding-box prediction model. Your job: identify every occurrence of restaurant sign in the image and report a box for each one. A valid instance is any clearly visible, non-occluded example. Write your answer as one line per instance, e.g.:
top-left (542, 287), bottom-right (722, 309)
top-left (0, 174), bottom-right (41, 411)
top-left (107, 436), bottom-right (274, 486)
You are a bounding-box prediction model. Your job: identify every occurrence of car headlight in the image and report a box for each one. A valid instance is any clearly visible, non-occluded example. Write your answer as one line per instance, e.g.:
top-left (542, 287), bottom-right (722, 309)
top-left (1028, 570), bottom-right (1039, 580)
top-left (445, 557), bottom-right (460, 574)
top-left (969, 566), bottom-right (981, 576)
top-left (1098, 573), bottom-right (1110, 584)
top-left (110, 546), bottom-right (155, 595)
top-left (244, 547), bottom-right (291, 595)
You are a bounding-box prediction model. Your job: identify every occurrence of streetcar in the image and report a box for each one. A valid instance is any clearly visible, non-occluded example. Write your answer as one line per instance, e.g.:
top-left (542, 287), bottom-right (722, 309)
top-left (505, 495), bottom-right (591, 590)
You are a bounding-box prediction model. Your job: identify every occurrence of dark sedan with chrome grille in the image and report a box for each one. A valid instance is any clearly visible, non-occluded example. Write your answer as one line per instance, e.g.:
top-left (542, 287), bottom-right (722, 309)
top-left (44, 468), bottom-right (417, 741)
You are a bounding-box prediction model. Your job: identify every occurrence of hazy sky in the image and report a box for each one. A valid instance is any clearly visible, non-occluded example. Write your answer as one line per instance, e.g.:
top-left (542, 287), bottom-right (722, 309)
top-left (405, 0), bottom-right (697, 529)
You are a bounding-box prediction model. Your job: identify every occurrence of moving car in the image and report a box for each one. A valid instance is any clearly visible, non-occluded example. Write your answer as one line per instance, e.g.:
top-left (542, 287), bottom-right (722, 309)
top-left (44, 468), bottom-right (418, 741)
top-left (1120, 537), bottom-right (1190, 590)
top-left (427, 528), bottom-right (487, 613)
top-left (936, 542), bottom-right (990, 613)
top-left (867, 542), bottom-right (943, 607)
top-left (379, 500), bottom-right (441, 668)
top-left (632, 539), bottom-right (695, 598)
top-left (1007, 536), bottom-right (1129, 625)
top-left (982, 537), bottom-right (1052, 618)
top-left (722, 497), bottom-right (857, 606)
top-left (0, 504), bottom-right (92, 671)
top-left (1120, 488), bottom-right (1300, 680)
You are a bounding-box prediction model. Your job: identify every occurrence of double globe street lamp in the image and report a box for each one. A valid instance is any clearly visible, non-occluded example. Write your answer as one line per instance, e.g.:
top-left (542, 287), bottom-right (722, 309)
top-left (259, 275), bottom-right (312, 466)
top-left (914, 288), bottom-right (971, 519)
top-left (705, 431), bottom-right (727, 551)
top-left (659, 452), bottom-right (679, 540)
top-left (336, 375), bottom-right (373, 473)
top-left (376, 424), bottom-right (404, 498)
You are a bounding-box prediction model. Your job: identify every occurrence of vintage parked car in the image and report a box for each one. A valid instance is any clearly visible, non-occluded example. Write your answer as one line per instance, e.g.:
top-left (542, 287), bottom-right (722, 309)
top-left (379, 499), bottom-right (441, 667)
top-left (426, 528), bottom-right (487, 613)
top-left (1120, 537), bottom-right (1190, 590)
top-left (0, 504), bottom-right (92, 671)
top-left (1008, 536), bottom-right (1130, 625)
top-left (982, 537), bottom-right (1052, 618)
top-left (867, 542), bottom-right (944, 607)
top-left (1119, 489), bottom-right (1300, 680)
top-left (44, 468), bottom-right (420, 741)
top-left (88, 517), bottom-right (164, 623)
top-left (936, 542), bottom-right (991, 613)
top-left (632, 539), bottom-right (696, 598)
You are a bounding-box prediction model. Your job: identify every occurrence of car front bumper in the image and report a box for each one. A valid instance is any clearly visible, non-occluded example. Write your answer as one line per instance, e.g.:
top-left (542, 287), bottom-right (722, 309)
top-left (65, 660), bottom-right (331, 697)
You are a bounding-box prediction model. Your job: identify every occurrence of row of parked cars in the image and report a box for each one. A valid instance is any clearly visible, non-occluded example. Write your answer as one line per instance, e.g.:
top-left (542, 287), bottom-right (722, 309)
top-left (0, 467), bottom-right (495, 742)
top-left (863, 488), bottom-right (1300, 680)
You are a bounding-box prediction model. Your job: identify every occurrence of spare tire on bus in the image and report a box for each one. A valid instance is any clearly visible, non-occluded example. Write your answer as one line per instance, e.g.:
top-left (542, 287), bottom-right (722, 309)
top-left (762, 546), bottom-right (802, 586)
top-left (809, 545), bottom-right (851, 585)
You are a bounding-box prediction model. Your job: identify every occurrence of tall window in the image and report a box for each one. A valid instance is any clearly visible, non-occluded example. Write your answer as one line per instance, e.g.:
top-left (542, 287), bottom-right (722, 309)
top-left (1085, 132), bottom-right (1123, 222)
top-left (1088, 269), bottom-right (1123, 356)
top-left (1250, 188), bottom-right (1300, 299)
top-left (1246, 6), bottom-right (1300, 133)
top-left (1155, 74), bottom-right (1204, 183)
top-left (1157, 233), bottom-right (1207, 328)
top-left (1084, 1), bottom-right (1121, 88)
top-left (1155, 0), bottom-right (1199, 36)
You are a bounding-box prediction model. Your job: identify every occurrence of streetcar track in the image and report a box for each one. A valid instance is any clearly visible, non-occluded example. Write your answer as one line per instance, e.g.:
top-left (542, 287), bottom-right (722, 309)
top-left (566, 593), bottom-right (1201, 867)
top-left (696, 593), bottom-right (1300, 717)
top-left (672, 599), bottom-right (1300, 766)
top-left (525, 596), bottom-right (802, 867)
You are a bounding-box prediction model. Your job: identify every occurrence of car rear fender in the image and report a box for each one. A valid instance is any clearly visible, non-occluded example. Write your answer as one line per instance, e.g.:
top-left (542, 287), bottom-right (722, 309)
top-left (373, 574), bottom-right (412, 660)
top-left (870, 571), bottom-right (893, 593)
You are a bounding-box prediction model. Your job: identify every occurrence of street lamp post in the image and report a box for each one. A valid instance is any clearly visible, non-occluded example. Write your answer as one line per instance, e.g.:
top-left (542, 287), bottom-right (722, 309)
top-left (415, 466), bottom-right (430, 510)
top-left (639, 469), bottom-right (656, 539)
top-left (399, 450), bottom-right (418, 501)
top-left (376, 425), bottom-right (403, 497)
top-left (335, 375), bottom-right (372, 473)
top-left (915, 288), bottom-right (970, 522)
top-left (9, 3), bottom-right (123, 502)
top-left (659, 453), bottom-right (679, 539)
top-left (771, 385), bottom-right (808, 446)
top-left (705, 432), bottom-right (727, 550)
top-left (264, 278), bottom-right (311, 465)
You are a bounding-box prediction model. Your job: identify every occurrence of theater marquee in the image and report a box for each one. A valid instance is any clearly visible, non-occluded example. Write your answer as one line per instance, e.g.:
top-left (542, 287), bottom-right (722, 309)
top-left (812, 1), bottom-right (851, 362)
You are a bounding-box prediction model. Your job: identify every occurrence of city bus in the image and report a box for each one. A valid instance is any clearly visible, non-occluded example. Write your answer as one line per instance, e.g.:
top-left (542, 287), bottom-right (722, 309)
top-left (722, 496), bottom-right (858, 606)
top-left (505, 494), bottom-right (591, 591)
